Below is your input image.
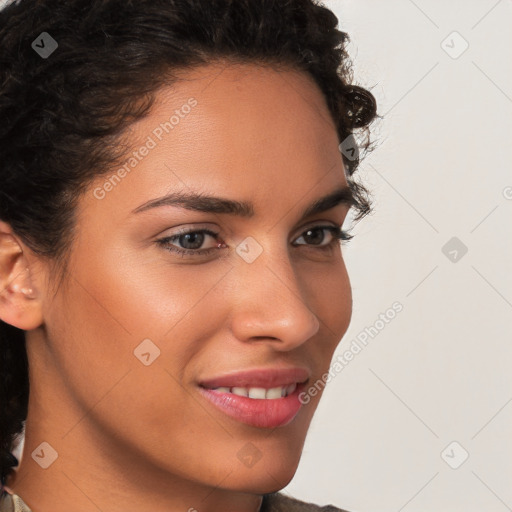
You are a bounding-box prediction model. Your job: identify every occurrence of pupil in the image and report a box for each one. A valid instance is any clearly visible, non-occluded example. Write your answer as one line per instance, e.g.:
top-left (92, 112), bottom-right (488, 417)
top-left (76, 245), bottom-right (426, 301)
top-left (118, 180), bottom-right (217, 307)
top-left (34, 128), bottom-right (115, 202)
top-left (305, 228), bottom-right (323, 245)
top-left (181, 232), bottom-right (204, 250)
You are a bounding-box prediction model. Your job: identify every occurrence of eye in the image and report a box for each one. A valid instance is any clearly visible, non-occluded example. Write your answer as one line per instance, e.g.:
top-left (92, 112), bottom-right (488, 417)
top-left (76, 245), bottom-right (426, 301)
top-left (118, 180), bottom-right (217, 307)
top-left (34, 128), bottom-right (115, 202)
top-left (155, 225), bottom-right (354, 258)
top-left (156, 228), bottom-right (223, 257)
top-left (293, 225), bottom-right (352, 249)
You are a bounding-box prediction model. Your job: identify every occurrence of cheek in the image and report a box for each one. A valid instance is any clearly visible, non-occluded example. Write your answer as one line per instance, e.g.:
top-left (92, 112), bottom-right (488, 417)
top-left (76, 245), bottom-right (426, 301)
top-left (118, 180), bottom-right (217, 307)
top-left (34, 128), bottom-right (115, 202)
top-left (43, 258), bottom-right (236, 467)
top-left (45, 247), bottom-right (234, 406)
top-left (293, 260), bottom-right (351, 412)
top-left (304, 257), bottom-right (352, 352)
top-left (92, 239), bottom-right (235, 339)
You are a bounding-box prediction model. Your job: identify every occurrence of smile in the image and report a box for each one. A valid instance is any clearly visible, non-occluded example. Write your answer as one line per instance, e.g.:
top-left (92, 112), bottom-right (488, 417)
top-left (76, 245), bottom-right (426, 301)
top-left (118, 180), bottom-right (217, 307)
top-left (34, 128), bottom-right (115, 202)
top-left (198, 367), bottom-right (310, 428)
top-left (208, 383), bottom-right (297, 399)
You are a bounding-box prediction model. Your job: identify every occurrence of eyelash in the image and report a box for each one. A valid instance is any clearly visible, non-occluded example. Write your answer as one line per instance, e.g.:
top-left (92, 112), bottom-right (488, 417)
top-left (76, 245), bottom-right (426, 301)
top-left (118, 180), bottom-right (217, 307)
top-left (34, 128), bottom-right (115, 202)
top-left (156, 225), bottom-right (354, 258)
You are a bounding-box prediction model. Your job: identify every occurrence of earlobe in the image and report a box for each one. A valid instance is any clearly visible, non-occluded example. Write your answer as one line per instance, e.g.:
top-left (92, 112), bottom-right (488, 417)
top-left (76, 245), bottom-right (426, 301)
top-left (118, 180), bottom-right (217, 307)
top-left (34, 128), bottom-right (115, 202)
top-left (0, 220), bottom-right (44, 331)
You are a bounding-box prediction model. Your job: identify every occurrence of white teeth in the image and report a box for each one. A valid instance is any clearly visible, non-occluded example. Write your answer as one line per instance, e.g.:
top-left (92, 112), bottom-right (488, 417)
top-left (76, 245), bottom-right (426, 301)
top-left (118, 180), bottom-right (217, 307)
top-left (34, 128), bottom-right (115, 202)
top-left (232, 387), bottom-right (248, 397)
top-left (248, 387), bottom-right (266, 399)
top-left (266, 387), bottom-right (283, 399)
top-left (286, 383), bottom-right (297, 395)
top-left (212, 384), bottom-right (297, 399)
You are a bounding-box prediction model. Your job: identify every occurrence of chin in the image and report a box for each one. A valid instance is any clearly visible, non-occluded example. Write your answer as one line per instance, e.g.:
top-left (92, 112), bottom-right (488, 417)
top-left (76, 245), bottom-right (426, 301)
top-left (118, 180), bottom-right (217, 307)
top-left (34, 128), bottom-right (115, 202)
top-left (223, 448), bottom-right (302, 494)
top-left (230, 471), bottom-right (298, 495)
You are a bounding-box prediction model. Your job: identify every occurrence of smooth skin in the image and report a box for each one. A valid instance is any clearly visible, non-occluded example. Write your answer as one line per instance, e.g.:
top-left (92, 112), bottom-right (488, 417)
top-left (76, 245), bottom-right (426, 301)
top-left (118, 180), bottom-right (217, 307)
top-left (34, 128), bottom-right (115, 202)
top-left (0, 62), bottom-right (353, 512)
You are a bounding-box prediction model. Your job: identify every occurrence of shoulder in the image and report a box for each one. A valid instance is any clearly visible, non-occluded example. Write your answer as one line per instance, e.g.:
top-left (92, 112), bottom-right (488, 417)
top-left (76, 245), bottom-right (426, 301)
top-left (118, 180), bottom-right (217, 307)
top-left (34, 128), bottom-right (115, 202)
top-left (0, 491), bottom-right (33, 512)
top-left (260, 492), bottom-right (351, 512)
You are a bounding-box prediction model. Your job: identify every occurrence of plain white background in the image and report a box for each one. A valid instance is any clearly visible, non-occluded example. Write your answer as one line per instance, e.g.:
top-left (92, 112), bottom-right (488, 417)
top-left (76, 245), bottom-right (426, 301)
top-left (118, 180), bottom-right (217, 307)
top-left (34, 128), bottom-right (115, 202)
top-left (2, 1), bottom-right (511, 511)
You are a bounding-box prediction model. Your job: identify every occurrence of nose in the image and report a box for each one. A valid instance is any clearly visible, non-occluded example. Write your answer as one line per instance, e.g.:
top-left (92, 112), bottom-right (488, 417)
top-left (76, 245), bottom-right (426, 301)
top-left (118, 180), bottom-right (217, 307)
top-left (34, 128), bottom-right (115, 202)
top-left (228, 246), bottom-right (321, 351)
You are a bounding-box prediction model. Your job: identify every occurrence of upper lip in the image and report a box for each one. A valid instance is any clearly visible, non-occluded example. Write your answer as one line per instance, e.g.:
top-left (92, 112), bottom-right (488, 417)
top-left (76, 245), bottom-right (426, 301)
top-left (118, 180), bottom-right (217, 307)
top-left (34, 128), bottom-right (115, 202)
top-left (199, 367), bottom-right (311, 389)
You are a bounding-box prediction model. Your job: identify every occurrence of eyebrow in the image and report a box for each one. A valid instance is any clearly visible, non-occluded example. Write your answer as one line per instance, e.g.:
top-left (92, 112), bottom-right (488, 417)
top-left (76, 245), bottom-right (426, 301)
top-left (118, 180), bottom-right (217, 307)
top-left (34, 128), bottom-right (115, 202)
top-left (131, 185), bottom-right (356, 220)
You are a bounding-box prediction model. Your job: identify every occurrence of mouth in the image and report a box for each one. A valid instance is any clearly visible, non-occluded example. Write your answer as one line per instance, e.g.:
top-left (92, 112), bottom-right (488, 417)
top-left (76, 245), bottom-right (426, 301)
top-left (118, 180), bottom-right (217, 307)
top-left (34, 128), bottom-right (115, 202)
top-left (197, 367), bottom-right (310, 428)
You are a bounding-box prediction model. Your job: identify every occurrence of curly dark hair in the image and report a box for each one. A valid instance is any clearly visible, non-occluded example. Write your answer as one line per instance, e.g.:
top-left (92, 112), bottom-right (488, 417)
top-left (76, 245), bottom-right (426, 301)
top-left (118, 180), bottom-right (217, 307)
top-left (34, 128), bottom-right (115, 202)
top-left (0, 0), bottom-right (377, 488)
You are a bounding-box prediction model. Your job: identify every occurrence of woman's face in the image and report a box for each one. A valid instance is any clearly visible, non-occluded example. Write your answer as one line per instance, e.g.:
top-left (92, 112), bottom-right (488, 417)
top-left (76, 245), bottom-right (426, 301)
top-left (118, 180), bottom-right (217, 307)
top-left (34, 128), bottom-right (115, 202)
top-left (28, 62), bottom-right (353, 496)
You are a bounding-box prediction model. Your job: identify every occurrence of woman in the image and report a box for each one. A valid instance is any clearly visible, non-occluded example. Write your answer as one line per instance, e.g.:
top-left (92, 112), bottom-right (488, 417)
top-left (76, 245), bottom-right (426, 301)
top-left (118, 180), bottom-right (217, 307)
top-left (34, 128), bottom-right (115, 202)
top-left (0, 0), bottom-right (377, 510)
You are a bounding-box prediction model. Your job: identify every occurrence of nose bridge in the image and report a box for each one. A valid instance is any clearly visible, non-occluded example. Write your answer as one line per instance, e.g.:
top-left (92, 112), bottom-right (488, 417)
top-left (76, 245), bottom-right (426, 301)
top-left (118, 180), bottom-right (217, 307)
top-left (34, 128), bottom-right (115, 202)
top-left (228, 237), bottom-right (320, 348)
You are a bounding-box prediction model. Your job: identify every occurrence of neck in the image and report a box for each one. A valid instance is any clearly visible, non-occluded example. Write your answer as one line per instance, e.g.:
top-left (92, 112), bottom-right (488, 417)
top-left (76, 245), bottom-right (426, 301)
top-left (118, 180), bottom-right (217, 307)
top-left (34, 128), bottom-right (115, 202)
top-left (8, 420), bottom-right (263, 512)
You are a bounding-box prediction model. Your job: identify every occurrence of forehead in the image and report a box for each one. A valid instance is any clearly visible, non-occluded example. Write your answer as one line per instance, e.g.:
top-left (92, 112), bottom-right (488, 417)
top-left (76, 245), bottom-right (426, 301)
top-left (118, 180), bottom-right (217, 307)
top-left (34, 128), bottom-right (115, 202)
top-left (82, 62), bottom-right (347, 224)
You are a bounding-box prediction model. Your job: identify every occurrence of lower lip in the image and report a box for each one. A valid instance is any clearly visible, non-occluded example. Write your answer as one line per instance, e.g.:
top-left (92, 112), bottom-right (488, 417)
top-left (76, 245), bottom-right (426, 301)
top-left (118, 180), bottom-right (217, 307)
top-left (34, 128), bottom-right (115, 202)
top-left (198, 384), bottom-right (305, 428)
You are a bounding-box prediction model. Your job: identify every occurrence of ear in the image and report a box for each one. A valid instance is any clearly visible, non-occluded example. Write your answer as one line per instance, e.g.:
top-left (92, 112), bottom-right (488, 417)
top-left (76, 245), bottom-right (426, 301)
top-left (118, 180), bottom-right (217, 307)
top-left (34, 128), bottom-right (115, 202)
top-left (0, 220), bottom-right (44, 331)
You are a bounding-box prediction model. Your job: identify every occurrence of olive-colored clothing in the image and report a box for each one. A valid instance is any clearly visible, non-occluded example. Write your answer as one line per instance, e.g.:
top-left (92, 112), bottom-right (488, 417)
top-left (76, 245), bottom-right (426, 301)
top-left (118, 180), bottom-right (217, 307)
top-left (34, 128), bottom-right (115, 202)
top-left (0, 492), bottom-right (32, 512)
top-left (0, 488), bottom-right (348, 511)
